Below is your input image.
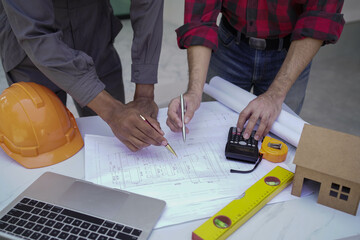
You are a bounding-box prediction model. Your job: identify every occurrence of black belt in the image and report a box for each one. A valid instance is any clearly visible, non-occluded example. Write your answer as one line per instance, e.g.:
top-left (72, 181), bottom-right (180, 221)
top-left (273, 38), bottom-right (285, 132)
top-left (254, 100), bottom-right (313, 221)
top-left (221, 17), bottom-right (291, 51)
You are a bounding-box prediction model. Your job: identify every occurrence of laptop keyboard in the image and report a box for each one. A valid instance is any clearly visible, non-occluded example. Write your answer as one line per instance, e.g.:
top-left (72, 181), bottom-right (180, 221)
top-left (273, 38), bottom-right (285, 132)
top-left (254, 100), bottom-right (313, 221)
top-left (0, 197), bottom-right (142, 240)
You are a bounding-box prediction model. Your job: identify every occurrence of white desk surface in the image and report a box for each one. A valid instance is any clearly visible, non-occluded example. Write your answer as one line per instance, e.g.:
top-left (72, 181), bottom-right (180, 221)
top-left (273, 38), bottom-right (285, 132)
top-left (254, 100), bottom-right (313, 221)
top-left (1, 102), bottom-right (359, 240)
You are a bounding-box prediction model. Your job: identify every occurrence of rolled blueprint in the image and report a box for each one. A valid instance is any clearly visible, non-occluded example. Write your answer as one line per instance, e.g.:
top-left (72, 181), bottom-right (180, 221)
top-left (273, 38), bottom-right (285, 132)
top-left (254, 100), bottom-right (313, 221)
top-left (203, 77), bottom-right (306, 147)
top-left (208, 77), bottom-right (307, 135)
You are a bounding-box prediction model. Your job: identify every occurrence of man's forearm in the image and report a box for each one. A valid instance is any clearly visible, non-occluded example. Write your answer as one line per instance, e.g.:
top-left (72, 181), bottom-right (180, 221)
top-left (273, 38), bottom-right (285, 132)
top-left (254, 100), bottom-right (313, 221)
top-left (134, 84), bottom-right (155, 100)
top-left (187, 46), bottom-right (212, 95)
top-left (267, 37), bottom-right (323, 102)
top-left (87, 90), bottom-right (124, 122)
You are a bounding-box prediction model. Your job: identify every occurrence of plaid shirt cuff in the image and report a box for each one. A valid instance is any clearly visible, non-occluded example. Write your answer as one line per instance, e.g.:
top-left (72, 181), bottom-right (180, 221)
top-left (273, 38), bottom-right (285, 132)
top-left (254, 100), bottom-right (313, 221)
top-left (292, 11), bottom-right (345, 44)
top-left (176, 22), bottom-right (219, 51)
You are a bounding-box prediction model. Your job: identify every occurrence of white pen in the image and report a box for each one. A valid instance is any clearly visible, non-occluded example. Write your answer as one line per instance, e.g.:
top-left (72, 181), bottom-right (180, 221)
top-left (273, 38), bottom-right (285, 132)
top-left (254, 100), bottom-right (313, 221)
top-left (180, 94), bottom-right (186, 142)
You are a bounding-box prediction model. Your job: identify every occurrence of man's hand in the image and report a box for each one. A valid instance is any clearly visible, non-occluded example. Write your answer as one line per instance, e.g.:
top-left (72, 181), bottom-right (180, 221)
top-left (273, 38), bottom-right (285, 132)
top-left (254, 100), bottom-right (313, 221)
top-left (237, 90), bottom-right (284, 141)
top-left (166, 45), bottom-right (212, 133)
top-left (127, 96), bottom-right (159, 120)
top-left (236, 37), bottom-right (323, 141)
top-left (106, 102), bottom-right (166, 152)
top-left (88, 87), bottom-right (167, 152)
top-left (166, 91), bottom-right (201, 132)
top-left (132, 84), bottom-right (159, 119)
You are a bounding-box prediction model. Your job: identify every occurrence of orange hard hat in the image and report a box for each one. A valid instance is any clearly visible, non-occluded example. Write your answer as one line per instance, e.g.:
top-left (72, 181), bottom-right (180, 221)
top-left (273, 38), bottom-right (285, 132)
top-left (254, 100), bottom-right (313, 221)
top-left (0, 82), bottom-right (84, 168)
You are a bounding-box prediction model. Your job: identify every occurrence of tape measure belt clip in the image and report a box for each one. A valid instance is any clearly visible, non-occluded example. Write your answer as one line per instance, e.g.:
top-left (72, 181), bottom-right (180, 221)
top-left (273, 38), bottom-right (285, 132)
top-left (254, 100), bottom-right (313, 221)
top-left (268, 142), bottom-right (282, 149)
top-left (260, 136), bottom-right (288, 163)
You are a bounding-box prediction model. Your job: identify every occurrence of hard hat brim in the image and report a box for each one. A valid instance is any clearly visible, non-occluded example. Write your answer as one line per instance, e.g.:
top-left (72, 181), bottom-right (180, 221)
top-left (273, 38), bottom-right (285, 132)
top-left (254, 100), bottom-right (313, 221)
top-left (1, 127), bottom-right (84, 169)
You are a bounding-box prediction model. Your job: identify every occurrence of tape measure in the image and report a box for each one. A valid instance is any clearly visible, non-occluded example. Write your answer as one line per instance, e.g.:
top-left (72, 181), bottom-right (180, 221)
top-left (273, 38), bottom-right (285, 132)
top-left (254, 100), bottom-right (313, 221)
top-left (192, 166), bottom-right (294, 240)
top-left (259, 136), bottom-right (288, 163)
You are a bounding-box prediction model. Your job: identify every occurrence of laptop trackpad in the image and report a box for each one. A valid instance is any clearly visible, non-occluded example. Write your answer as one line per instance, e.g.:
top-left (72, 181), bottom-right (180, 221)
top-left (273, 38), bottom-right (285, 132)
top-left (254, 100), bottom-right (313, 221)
top-left (59, 181), bottom-right (129, 218)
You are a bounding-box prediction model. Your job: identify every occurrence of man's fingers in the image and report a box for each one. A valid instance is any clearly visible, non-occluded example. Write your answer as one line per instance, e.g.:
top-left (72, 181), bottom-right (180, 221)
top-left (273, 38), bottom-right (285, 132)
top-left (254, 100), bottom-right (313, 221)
top-left (263, 124), bottom-right (272, 138)
top-left (243, 114), bottom-right (259, 139)
top-left (183, 93), bottom-right (202, 124)
top-left (125, 143), bottom-right (139, 152)
top-left (166, 92), bottom-right (201, 133)
top-left (236, 92), bottom-right (284, 141)
top-left (237, 109), bottom-right (251, 132)
top-left (262, 114), bottom-right (277, 137)
top-left (131, 135), bottom-right (152, 149)
top-left (145, 117), bottom-right (164, 135)
top-left (118, 138), bottom-right (139, 152)
top-left (126, 136), bottom-right (151, 151)
top-left (137, 121), bottom-right (166, 146)
top-left (166, 118), bottom-right (181, 132)
top-left (183, 108), bottom-right (195, 125)
top-left (114, 119), bottom-right (156, 148)
top-left (119, 114), bottom-right (165, 147)
top-left (167, 99), bottom-right (182, 128)
top-left (254, 115), bottom-right (270, 140)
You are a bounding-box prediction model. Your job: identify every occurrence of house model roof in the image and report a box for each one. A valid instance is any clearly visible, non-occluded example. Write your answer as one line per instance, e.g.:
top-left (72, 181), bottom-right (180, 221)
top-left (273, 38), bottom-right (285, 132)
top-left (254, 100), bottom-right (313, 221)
top-left (293, 124), bottom-right (360, 185)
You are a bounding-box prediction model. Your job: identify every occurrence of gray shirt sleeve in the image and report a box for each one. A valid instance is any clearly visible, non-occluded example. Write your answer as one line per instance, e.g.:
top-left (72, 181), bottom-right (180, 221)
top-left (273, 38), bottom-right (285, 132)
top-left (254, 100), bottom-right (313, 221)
top-left (1, 0), bottom-right (105, 107)
top-left (130, 0), bottom-right (164, 84)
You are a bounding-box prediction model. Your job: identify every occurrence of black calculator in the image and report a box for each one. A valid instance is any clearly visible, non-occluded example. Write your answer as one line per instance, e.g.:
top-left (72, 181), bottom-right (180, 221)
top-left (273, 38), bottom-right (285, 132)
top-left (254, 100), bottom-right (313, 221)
top-left (225, 127), bottom-right (259, 163)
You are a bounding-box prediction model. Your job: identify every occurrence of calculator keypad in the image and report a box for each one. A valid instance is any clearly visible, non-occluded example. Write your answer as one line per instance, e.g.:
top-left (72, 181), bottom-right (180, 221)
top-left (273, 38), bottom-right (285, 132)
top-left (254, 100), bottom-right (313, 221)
top-left (229, 127), bottom-right (257, 148)
top-left (225, 127), bottom-right (259, 163)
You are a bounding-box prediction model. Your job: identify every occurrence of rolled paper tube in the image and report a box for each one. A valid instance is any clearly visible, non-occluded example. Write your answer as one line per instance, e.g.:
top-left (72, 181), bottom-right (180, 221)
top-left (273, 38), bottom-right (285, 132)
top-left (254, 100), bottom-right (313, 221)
top-left (204, 82), bottom-right (302, 147)
top-left (208, 77), bottom-right (307, 136)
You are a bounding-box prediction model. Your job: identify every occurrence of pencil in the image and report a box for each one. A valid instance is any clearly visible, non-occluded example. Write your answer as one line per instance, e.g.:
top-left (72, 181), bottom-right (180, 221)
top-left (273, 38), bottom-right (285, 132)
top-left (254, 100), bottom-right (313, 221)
top-left (139, 114), bottom-right (177, 157)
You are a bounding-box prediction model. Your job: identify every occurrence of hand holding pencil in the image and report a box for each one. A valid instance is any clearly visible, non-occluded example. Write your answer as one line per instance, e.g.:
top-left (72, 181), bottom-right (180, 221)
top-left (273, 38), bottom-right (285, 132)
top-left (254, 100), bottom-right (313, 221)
top-left (140, 115), bottom-right (177, 157)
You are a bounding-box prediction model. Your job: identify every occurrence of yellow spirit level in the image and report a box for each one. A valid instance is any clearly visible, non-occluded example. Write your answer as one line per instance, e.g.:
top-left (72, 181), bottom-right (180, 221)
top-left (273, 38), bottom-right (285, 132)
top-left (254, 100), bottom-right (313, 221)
top-left (192, 166), bottom-right (294, 240)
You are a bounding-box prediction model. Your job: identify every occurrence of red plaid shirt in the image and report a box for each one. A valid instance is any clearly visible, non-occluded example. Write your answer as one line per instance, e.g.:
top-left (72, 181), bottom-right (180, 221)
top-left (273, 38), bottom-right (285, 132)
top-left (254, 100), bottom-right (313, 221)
top-left (176, 0), bottom-right (345, 51)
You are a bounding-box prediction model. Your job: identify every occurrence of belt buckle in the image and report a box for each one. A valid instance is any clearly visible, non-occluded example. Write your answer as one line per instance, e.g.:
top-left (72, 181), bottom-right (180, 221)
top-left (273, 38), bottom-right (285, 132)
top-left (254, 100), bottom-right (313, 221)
top-left (249, 37), bottom-right (266, 50)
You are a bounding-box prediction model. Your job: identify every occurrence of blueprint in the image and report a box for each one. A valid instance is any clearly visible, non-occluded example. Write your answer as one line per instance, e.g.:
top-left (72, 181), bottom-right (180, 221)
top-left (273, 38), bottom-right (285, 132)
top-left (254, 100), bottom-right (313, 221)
top-left (85, 102), bottom-right (308, 228)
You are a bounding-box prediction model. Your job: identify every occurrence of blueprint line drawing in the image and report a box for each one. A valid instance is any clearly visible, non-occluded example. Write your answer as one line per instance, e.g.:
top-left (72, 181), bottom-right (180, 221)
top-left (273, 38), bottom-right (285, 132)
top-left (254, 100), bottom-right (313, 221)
top-left (84, 102), bottom-right (302, 228)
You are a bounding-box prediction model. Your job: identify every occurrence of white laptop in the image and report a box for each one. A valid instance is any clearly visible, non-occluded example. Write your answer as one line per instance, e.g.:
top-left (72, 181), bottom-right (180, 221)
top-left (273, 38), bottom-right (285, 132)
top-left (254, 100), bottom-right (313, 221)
top-left (0, 172), bottom-right (166, 240)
